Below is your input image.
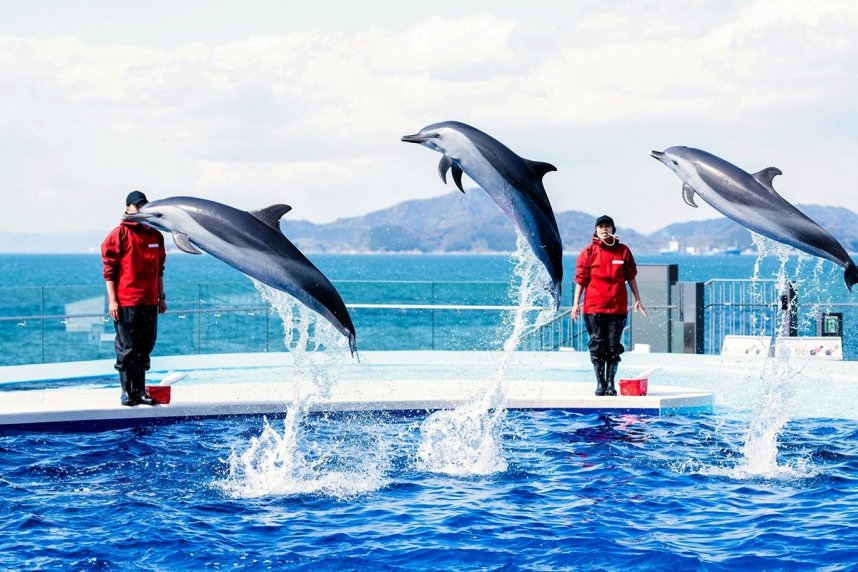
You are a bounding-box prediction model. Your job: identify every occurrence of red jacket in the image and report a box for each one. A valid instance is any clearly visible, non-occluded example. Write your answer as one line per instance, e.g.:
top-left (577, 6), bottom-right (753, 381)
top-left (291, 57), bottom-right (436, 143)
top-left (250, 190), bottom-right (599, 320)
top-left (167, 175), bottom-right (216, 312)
top-left (101, 221), bottom-right (166, 306)
top-left (575, 237), bottom-right (638, 314)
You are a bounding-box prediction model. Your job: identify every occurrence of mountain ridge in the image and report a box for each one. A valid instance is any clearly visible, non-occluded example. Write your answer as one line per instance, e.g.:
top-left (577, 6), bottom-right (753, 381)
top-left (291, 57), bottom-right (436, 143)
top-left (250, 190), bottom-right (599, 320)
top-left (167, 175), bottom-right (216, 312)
top-left (2, 192), bottom-right (857, 254)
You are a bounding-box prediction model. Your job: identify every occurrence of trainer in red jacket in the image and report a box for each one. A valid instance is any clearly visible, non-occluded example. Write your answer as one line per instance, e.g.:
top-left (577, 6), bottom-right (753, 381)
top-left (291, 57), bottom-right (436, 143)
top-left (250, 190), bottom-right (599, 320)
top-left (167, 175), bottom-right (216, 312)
top-left (101, 190), bottom-right (167, 406)
top-left (571, 215), bottom-right (647, 396)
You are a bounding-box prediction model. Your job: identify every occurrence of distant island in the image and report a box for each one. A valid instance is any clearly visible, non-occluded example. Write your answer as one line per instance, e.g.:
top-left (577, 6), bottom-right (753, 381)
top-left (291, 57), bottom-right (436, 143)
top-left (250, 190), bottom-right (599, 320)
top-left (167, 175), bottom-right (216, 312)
top-left (2, 191), bottom-right (857, 254)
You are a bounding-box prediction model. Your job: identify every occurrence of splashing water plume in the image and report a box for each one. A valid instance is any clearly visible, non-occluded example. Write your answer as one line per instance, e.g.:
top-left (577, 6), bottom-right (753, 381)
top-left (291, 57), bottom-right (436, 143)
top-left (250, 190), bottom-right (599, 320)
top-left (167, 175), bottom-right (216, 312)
top-left (216, 281), bottom-right (388, 498)
top-left (216, 414), bottom-right (391, 499)
top-left (726, 234), bottom-right (819, 478)
top-left (416, 234), bottom-right (554, 476)
top-left (254, 280), bottom-right (350, 394)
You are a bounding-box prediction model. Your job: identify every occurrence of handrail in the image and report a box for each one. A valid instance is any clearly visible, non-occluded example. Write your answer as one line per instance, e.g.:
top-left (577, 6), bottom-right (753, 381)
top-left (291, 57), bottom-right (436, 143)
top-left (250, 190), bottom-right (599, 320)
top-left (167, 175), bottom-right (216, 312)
top-left (703, 278), bottom-right (777, 284)
top-left (0, 279), bottom-right (512, 293)
top-left (0, 303), bottom-right (684, 324)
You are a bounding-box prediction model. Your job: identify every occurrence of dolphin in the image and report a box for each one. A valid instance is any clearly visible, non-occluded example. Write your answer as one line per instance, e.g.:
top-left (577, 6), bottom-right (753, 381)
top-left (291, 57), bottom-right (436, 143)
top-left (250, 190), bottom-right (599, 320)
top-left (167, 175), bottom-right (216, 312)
top-left (401, 120), bottom-right (563, 309)
top-left (651, 146), bottom-right (858, 291)
top-left (124, 196), bottom-right (358, 355)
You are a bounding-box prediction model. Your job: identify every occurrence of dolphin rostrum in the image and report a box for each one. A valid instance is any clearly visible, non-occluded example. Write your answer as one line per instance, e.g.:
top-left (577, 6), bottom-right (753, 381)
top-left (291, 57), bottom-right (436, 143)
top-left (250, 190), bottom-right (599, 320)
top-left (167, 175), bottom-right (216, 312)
top-left (401, 121), bottom-right (563, 309)
top-left (651, 146), bottom-right (858, 291)
top-left (124, 196), bottom-right (358, 355)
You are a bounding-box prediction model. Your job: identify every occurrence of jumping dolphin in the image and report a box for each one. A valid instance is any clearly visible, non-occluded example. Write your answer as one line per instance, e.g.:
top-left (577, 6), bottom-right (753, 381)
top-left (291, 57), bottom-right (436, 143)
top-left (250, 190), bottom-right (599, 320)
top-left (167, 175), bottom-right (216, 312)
top-left (651, 146), bottom-right (858, 291)
top-left (401, 121), bottom-right (563, 309)
top-left (124, 196), bottom-right (358, 355)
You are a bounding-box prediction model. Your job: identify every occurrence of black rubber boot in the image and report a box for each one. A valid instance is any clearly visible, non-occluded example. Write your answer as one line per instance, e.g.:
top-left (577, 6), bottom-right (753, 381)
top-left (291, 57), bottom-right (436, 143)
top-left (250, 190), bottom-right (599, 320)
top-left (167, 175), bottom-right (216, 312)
top-left (593, 360), bottom-right (607, 396)
top-left (605, 362), bottom-right (619, 396)
top-left (130, 370), bottom-right (158, 406)
top-left (119, 370), bottom-right (137, 406)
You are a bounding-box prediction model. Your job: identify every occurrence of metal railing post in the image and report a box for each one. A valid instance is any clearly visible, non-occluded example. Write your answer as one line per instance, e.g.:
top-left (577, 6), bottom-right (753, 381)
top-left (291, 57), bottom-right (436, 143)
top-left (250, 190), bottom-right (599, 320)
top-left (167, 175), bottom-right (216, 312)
top-left (41, 287), bottom-right (45, 364)
top-left (196, 283), bottom-right (202, 354)
top-left (265, 300), bottom-right (270, 353)
top-left (431, 281), bottom-right (435, 350)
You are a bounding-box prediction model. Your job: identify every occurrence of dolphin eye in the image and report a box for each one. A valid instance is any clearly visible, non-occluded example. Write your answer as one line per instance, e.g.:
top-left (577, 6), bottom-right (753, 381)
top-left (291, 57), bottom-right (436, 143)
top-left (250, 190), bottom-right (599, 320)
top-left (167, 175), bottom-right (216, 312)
top-left (671, 160), bottom-right (678, 166)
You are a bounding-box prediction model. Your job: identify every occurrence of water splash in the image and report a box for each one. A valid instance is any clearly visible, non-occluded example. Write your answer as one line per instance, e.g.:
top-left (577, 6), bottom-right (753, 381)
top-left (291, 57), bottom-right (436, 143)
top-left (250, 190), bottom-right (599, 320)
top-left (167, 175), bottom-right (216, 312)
top-left (216, 282), bottom-right (387, 498)
top-left (415, 234), bottom-right (554, 476)
top-left (215, 413), bottom-right (391, 499)
top-left (726, 234), bottom-right (819, 478)
top-left (731, 357), bottom-right (809, 478)
top-left (253, 279), bottom-right (350, 395)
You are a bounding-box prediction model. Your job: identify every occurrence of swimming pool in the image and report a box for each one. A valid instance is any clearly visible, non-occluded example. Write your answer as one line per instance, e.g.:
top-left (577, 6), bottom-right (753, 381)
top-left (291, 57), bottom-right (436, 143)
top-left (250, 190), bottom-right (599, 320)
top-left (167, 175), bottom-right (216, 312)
top-left (1, 350), bottom-right (856, 570)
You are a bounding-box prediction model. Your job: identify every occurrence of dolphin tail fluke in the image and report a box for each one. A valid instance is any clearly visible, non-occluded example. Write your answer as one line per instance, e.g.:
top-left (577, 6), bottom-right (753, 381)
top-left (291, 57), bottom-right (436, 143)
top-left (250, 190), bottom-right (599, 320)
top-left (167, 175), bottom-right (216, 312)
top-left (845, 261), bottom-right (858, 292)
top-left (348, 332), bottom-right (359, 361)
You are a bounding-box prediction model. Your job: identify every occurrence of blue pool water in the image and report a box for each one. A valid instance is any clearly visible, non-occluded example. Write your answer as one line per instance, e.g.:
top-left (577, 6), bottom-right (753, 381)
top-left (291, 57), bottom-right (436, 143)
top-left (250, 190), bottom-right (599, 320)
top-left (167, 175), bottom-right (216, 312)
top-left (1, 410), bottom-right (856, 570)
top-left (2, 250), bottom-right (857, 570)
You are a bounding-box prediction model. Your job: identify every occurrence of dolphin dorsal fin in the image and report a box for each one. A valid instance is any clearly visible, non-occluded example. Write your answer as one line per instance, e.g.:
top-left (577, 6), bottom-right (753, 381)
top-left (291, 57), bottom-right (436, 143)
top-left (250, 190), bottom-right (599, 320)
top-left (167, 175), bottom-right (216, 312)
top-left (520, 159), bottom-right (558, 217)
top-left (525, 159), bottom-right (557, 179)
top-left (682, 183), bottom-right (699, 208)
top-left (752, 167), bottom-right (782, 190)
top-left (172, 231), bottom-right (202, 254)
top-left (250, 204), bottom-right (292, 229)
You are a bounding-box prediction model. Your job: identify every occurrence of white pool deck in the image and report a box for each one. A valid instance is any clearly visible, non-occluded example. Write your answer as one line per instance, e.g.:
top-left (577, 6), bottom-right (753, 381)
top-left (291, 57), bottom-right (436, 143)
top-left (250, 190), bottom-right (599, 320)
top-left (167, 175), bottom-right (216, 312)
top-left (0, 351), bottom-right (722, 430)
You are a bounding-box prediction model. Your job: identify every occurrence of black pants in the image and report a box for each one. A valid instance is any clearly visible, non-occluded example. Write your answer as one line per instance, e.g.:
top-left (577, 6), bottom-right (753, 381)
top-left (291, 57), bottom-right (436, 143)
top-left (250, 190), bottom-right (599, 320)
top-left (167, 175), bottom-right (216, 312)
top-left (114, 305), bottom-right (158, 372)
top-left (584, 313), bottom-right (627, 363)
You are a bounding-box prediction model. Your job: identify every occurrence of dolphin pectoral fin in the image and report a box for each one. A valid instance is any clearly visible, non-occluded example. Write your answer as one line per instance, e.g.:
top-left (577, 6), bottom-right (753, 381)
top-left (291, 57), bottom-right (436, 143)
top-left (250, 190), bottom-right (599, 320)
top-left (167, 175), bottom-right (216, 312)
top-left (752, 167), bottom-right (783, 190)
top-left (682, 183), bottom-right (699, 208)
top-left (437, 154), bottom-right (453, 184)
top-left (250, 204), bottom-right (292, 230)
top-left (172, 231), bottom-right (202, 254)
top-left (452, 164), bottom-right (465, 193)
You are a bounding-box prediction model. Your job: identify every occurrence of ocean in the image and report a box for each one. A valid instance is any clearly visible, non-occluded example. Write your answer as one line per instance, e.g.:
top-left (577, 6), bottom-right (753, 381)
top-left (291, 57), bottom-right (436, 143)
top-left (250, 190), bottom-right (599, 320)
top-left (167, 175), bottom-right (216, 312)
top-left (1, 251), bottom-right (856, 365)
top-left (0, 251), bottom-right (845, 286)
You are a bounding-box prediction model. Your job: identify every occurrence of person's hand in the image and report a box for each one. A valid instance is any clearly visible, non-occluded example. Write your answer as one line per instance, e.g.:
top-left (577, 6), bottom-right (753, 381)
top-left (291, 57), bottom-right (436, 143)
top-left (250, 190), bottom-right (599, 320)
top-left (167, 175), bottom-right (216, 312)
top-left (159, 299), bottom-right (168, 314)
top-left (634, 300), bottom-right (647, 318)
top-left (109, 301), bottom-right (119, 321)
top-left (570, 304), bottom-right (581, 320)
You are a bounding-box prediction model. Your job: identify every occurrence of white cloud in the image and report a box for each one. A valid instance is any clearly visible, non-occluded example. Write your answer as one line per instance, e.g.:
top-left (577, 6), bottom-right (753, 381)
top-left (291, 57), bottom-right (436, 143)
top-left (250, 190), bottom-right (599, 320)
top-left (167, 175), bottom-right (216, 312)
top-left (1, 2), bottom-right (857, 236)
top-left (362, 14), bottom-right (517, 73)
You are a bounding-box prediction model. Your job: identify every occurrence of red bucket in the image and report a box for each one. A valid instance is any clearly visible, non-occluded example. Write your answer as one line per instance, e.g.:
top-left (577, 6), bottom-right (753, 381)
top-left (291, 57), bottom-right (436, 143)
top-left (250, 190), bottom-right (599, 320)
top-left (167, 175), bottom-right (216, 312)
top-left (145, 385), bottom-right (171, 404)
top-left (619, 378), bottom-right (648, 396)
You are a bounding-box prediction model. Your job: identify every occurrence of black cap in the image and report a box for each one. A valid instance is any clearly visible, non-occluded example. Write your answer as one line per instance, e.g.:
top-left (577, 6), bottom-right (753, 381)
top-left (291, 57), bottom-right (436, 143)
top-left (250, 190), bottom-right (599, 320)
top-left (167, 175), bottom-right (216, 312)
top-left (595, 215), bottom-right (615, 229)
top-left (126, 190), bottom-right (148, 207)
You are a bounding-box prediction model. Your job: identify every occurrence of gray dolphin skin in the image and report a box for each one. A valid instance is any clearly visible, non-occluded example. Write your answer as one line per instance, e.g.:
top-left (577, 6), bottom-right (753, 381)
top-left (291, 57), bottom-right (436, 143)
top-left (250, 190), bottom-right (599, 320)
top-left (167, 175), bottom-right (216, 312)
top-left (401, 121), bottom-right (563, 309)
top-left (124, 196), bottom-right (358, 355)
top-left (651, 146), bottom-right (858, 291)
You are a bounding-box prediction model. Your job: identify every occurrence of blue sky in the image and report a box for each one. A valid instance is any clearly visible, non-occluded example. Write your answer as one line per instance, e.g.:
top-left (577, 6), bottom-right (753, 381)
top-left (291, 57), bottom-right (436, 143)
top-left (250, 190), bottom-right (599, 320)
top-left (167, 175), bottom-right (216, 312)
top-left (2, 0), bottom-right (857, 235)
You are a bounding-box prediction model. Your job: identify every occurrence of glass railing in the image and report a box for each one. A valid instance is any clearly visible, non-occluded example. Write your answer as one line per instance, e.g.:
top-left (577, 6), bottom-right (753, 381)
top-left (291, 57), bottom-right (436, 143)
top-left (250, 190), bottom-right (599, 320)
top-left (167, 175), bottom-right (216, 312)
top-left (10, 277), bottom-right (851, 366)
top-left (703, 278), bottom-right (858, 358)
top-left (0, 280), bottom-right (571, 366)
